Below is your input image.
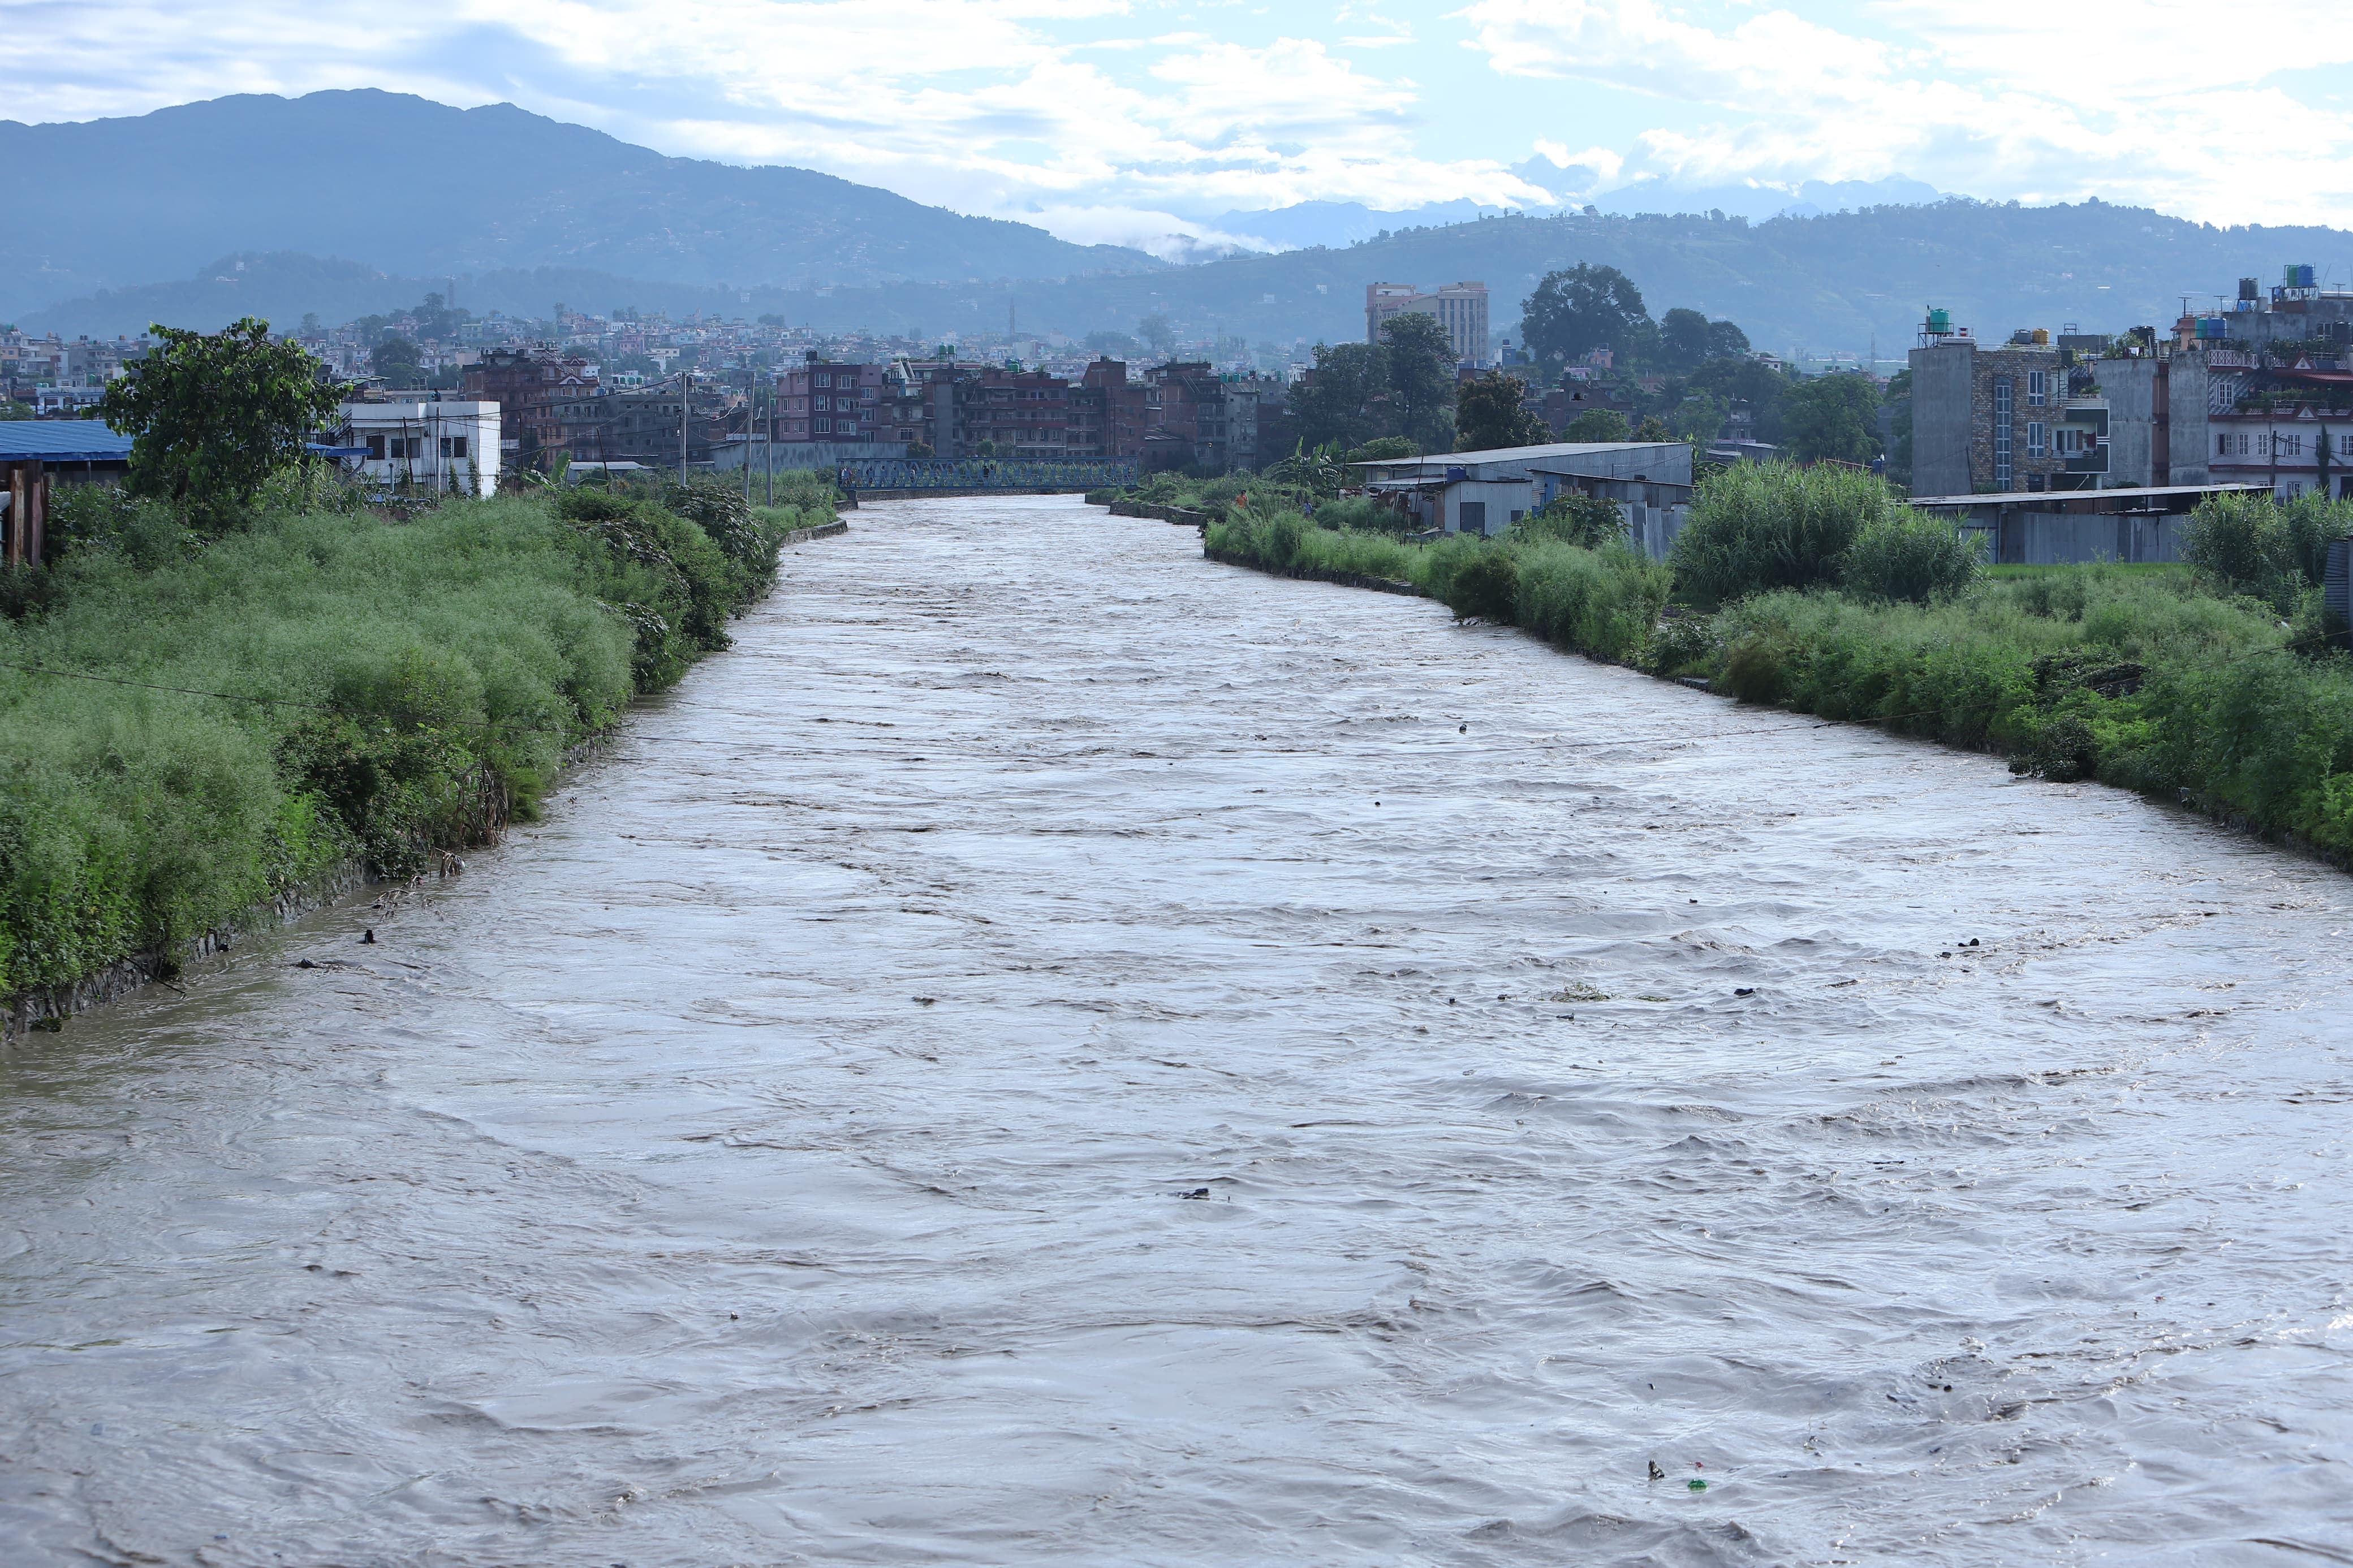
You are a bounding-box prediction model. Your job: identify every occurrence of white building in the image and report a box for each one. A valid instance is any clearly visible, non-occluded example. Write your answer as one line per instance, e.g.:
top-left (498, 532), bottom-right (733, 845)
top-left (337, 401), bottom-right (499, 496)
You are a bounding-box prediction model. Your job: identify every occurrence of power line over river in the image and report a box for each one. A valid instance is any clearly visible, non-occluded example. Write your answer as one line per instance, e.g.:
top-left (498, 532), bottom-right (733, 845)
top-left (2, 496), bottom-right (2348, 1564)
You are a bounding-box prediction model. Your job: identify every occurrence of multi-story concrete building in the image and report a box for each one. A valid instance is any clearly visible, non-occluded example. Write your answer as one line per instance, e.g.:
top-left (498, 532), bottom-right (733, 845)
top-left (335, 401), bottom-right (500, 496)
top-left (1910, 325), bottom-right (2114, 495)
top-left (1365, 281), bottom-right (1490, 366)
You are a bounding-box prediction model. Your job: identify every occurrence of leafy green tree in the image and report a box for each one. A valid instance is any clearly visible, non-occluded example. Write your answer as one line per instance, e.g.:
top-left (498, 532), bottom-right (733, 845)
top-left (1686, 356), bottom-right (1789, 443)
top-left (94, 316), bottom-right (342, 527)
top-left (1520, 263), bottom-right (1650, 374)
top-left (1086, 330), bottom-right (1140, 357)
top-left (1707, 319), bottom-right (1751, 358)
top-left (1289, 341), bottom-right (1389, 450)
top-left (370, 335), bottom-right (424, 390)
top-left (1342, 436), bottom-right (1419, 463)
top-left (1659, 308), bottom-right (1714, 370)
top-left (1380, 312), bottom-right (1458, 452)
top-left (1138, 313), bottom-right (1175, 356)
top-left (1781, 374), bottom-right (1882, 465)
top-left (0, 400), bottom-right (32, 421)
top-left (1673, 392), bottom-right (1728, 446)
top-left (1633, 414), bottom-right (1673, 443)
top-left (1565, 407), bottom-right (1630, 443)
top-left (1454, 370), bottom-right (1547, 451)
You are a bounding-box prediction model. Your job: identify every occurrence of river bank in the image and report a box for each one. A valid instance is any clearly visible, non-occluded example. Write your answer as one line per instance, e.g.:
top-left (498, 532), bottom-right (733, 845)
top-left (0, 475), bottom-right (841, 1042)
top-left (1205, 504), bottom-right (2353, 867)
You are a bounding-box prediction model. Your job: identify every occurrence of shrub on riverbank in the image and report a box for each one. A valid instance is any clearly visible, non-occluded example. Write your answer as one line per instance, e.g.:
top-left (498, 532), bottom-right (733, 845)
top-left (1205, 505), bottom-right (1669, 666)
top-left (0, 480), bottom-right (826, 1001)
top-left (1670, 460), bottom-right (1895, 608)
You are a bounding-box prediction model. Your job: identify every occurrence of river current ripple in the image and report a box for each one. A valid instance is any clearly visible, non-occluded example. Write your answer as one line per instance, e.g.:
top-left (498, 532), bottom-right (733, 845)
top-left (5, 496), bottom-right (2352, 1565)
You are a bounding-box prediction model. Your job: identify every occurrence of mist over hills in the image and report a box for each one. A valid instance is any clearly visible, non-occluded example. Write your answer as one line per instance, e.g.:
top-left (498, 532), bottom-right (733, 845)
top-left (14, 90), bottom-right (2353, 362)
top-left (0, 90), bottom-right (1158, 323)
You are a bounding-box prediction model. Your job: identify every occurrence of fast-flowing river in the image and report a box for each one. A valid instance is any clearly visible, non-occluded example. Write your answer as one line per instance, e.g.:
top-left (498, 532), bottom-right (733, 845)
top-left (5, 495), bottom-right (2351, 1566)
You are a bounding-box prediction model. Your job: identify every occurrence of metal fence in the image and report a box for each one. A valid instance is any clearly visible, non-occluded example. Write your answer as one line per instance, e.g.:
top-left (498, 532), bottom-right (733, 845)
top-left (840, 456), bottom-right (1138, 491)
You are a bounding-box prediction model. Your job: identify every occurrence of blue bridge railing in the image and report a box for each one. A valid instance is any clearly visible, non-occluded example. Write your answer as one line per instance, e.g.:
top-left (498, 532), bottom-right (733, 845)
top-left (841, 456), bottom-right (1139, 491)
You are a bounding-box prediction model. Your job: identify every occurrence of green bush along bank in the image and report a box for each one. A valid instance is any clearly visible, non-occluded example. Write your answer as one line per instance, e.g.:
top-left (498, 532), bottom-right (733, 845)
top-left (0, 474), bottom-right (832, 1003)
top-left (1196, 465), bottom-right (2353, 866)
top-left (1205, 498), bottom-right (1669, 668)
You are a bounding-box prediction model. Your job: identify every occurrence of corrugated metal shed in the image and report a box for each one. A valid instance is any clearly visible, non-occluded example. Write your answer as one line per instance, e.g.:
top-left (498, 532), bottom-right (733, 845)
top-left (0, 421), bottom-right (135, 464)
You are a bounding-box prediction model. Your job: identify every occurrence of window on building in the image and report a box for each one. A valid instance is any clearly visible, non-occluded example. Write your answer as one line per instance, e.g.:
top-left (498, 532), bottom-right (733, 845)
top-left (441, 435), bottom-right (469, 459)
top-left (1992, 378), bottom-right (2014, 488)
top-left (2219, 433), bottom-right (2230, 456)
top-left (816, 417), bottom-right (831, 434)
top-left (2241, 433), bottom-right (2252, 455)
top-left (2027, 370), bottom-right (2046, 407)
top-left (817, 373), bottom-right (832, 388)
top-left (2027, 421), bottom-right (2046, 457)
top-left (365, 433), bottom-right (386, 461)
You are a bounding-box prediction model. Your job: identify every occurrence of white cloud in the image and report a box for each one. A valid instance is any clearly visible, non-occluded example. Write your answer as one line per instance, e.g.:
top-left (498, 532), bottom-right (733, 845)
top-left (1454, 0), bottom-right (2353, 226)
top-left (12, 0), bottom-right (2353, 241)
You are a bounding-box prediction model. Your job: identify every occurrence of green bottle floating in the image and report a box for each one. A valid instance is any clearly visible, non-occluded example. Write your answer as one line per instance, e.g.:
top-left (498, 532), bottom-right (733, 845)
top-left (1687, 1478), bottom-right (1708, 1492)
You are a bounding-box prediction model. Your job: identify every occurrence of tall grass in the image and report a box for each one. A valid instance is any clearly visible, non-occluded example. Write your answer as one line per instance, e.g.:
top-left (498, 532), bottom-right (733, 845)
top-left (0, 478), bottom-right (821, 999)
top-left (1206, 503), bottom-right (1669, 666)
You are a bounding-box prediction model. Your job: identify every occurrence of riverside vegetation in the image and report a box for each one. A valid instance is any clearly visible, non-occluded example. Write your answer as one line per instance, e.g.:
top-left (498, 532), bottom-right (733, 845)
top-left (0, 466), bottom-right (837, 1009)
top-left (1200, 462), bottom-right (2353, 861)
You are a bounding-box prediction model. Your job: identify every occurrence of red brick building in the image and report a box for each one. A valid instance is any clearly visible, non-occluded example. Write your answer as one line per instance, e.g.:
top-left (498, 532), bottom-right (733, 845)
top-left (462, 347), bottom-right (597, 471)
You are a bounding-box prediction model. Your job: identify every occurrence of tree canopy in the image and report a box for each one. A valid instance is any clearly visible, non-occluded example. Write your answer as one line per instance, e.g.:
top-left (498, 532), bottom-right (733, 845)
top-left (95, 316), bottom-right (342, 526)
top-left (1781, 374), bottom-right (1883, 465)
top-left (1380, 312), bottom-right (1458, 452)
top-left (1521, 263), bottom-right (1650, 372)
top-left (1454, 371), bottom-right (1548, 452)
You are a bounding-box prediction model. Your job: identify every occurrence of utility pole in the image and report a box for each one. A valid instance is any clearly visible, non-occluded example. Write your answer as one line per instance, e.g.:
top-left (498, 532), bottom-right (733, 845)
top-left (680, 372), bottom-right (689, 484)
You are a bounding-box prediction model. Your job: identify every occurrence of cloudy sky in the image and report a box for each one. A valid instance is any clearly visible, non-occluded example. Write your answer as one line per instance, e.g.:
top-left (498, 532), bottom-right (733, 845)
top-left (13, 0), bottom-right (2353, 249)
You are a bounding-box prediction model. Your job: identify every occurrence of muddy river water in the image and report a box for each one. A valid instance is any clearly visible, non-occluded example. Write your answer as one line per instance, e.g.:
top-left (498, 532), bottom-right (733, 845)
top-left (5, 495), bottom-right (2352, 1566)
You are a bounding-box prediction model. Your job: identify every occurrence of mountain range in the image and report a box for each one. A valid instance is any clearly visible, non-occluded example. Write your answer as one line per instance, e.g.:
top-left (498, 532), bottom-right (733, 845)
top-left (0, 90), bottom-right (1158, 323)
top-left (12, 92), bottom-right (2353, 362)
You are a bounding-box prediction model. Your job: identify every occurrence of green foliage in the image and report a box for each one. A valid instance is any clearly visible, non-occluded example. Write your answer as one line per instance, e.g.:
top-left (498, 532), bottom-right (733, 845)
top-left (1565, 407), bottom-right (1631, 443)
top-left (1445, 551), bottom-right (1519, 621)
top-left (1206, 509), bottom-right (1669, 667)
top-left (1265, 440), bottom-right (1346, 497)
top-left (0, 482), bottom-right (824, 1000)
top-left (1521, 491), bottom-right (1627, 549)
top-left (1633, 414), bottom-right (1673, 443)
top-left (95, 316), bottom-right (342, 528)
top-left (1511, 541), bottom-right (1672, 663)
top-left (1781, 374), bottom-right (1882, 465)
top-left (1521, 263), bottom-right (1650, 373)
top-left (1343, 437), bottom-right (1419, 464)
top-left (2182, 490), bottom-right (2350, 614)
top-left (1454, 371), bottom-right (1548, 451)
top-left (369, 335), bottom-right (424, 389)
top-left (0, 400), bottom-right (32, 421)
top-left (1671, 460), bottom-right (1897, 607)
top-left (1839, 512), bottom-right (1981, 603)
top-left (1378, 312), bottom-right (1459, 452)
top-left (1673, 392), bottom-right (1727, 447)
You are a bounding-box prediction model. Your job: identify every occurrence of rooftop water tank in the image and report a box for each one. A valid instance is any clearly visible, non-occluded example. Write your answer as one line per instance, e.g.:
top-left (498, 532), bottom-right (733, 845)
top-left (2031, 328), bottom-right (2050, 345)
top-left (1926, 307), bottom-right (1951, 334)
top-left (2240, 278), bottom-right (2262, 301)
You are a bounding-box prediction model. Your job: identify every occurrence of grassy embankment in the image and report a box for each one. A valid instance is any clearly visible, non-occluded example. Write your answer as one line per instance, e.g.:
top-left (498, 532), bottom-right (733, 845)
top-left (1197, 467), bottom-right (2353, 862)
top-left (0, 471), bottom-right (837, 1013)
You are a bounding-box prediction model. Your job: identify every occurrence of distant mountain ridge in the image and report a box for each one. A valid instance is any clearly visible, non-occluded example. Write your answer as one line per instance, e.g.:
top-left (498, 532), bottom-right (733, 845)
top-left (0, 90), bottom-right (1160, 322)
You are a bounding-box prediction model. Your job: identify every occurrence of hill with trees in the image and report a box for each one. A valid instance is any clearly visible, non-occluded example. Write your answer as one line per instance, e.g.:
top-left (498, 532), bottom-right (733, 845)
top-left (0, 90), bottom-right (1159, 323)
